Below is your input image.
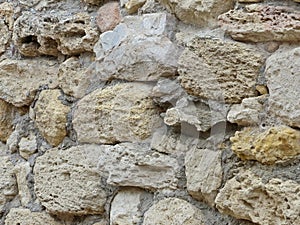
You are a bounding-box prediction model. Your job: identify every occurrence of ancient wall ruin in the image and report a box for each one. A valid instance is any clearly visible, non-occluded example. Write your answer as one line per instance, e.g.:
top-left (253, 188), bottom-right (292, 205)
top-left (0, 0), bottom-right (300, 224)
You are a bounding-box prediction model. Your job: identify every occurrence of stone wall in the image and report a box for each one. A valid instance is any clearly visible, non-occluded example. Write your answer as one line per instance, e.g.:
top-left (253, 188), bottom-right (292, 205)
top-left (0, 0), bottom-right (299, 224)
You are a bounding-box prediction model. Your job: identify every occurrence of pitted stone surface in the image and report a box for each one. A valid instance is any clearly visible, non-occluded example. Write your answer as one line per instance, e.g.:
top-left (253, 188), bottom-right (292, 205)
top-left (0, 2), bottom-right (14, 54)
top-left (178, 38), bottom-right (263, 103)
top-left (73, 83), bottom-right (162, 144)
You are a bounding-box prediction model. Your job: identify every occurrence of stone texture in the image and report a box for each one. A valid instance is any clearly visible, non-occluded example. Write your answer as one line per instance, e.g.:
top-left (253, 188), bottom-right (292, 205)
top-left (215, 170), bottom-right (300, 225)
top-left (0, 156), bottom-right (17, 212)
top-left (185, 148), bottom-right (222, 207)
top-left (0, 58), bottom-right (59, 107)
top-left (5, 208), bottom-right (62, 225)
top-left (18, 133), bottom-right (37, 159)
top-left (93, 13), bottom-right (180, 81)
top-left (125, 0), bottom-right (146, 14)
top-left (34, 145), bottom-right (108, 215)
top-left (73, 83), bottom-right (162, 144)
top-left (265, 47), bottom-right (300, 128)
top-left (13, 11), bottom-right (99, 56)
top-left (110, 188), bottom-right (152, 225)
top-left (227, 96), bottom-right (266, 126)
top-left (159, 0), bottom-right (234, 26)
top-left (33, 90), bottom-right (69, 147)
top-left (178, 38), bottom-right (263, 103)
top-left (143, 198), bottom-right (204, 225)
top-left (219, 5), bottom-right (300, 42)
top-left (97, 143), bottom-right (180, 190)
top-left (0, 2), bottom-right (14, 55)
top-left (230, 126), bottom-right (300, 165)
top-left (83, 0), bottom-right (104, 5)
top-left (97, 2), bottom-right (121, 33)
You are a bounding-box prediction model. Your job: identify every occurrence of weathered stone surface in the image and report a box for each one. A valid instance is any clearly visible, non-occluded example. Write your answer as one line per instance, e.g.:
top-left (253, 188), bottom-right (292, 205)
top-left (219, 5), bottom-right (300, 42)
top-left (0, 156), bottom-right (17, 212)
top-left (125, 0), bottom-right (146, 14)
top-left (33, 90), bottom-right (69, 147)
top-left (230, 126), bottom-right (300, 164)
top-left (110, 188), bottom-right (152, 225)
top-left (13, 11), bottom-right (99, 56)
top-left (215, 170), bottom-right (300, 225)
top-left (0, 2), bottom-right (14, 54)
top-left (159, 0), bottom-right (234, 26)
top-left (5, 208), bottom-right (62, 225)
top-left (18, 133), bottom-right (37, 159)
top-left (265, 47), bottom-right (300, 128)
top-left (143, 198), bottom-right (204, 225)
top-left (83, 0), bottom-right (103, 5)
top-left (94, 13), bottom-right (180, 81)
top-left (97, 143), bottom-right (180, 190)
top-left (227, 96), bottom-right (266, 126)
top-left (34, 145), bottom-right (108, 215)
top-left (238, 0), bottom-right (262, 2)
top-left (97, 2), bottom-right (121, 33)
top-left (185, 148), bottom-right (222, 207)
top-left (178, 38), bottom-right (263, 103)
top-left (73, 83), bottom-right (162, 144)
top-left (0, 58), bottom-right (59, 107)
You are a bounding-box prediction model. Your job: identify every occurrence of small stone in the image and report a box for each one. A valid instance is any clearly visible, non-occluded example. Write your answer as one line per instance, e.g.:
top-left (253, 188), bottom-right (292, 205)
top-left (255, 85), bottom-right (268, 95)
top-left (18, 133), bottom-right (37, 160)
top-left (125, 0), bottom-right (146, 14)
top-left (97, 2), bottom-right (121, 33)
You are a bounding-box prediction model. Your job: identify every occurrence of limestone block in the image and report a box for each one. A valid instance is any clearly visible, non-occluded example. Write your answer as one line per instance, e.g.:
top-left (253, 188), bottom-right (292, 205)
top-left (230, 126), bottom-right (300, 164)
top-left (227, 96), bottom-right (266, 126)
top-left (18, 133), bottom-right (37, 160)
top-left (265, 47), bottom-right (300, 128)
top-left (110, 188), bottom-right (153, 225)
top-left (97, 143), bottom-right (180, 190)
top-left (125, 0), bottom-right (146, 14)
top-left (33, 90), bottom-right (69, 147)
top-left (93, 13), bottom-right (180, 81)
top-left (34, 145), bottom-right (108, 215)
top-left (73, 83), bottom-right (162, 144)
top-left (185, 148), bottom-right (222, 207)
top-left (215, 170), bottom-right (300, 225)
top-left (0, 58), bottom-right (59, 107)
top-left (143, 198), bottom-right (204, 225)
top-left (13, 11), bottom-right (99, 56)
top-left (97, 2), bottom-right (121, 33)
top-left (5, 208), bottom-right (62, 225)
top-left (158, 0), bottom-right (234, 26)
top-left (0, 156), bottom-right (17, 212)
top-left (219, 5), bottom-right (300, 42)
top-left (178, 38), bottom-right (263, 103)
top-left (0, 2), bottom-right (14, 54)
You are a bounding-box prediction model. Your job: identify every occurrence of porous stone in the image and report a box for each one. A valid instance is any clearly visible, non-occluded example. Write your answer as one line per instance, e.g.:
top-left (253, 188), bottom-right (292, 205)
top-left (13, 11), bottom-right (99, 56)
top-left (265, 47), bottom-right (300, 128)
top-left (185, 148), bottom-right (222, 207)
top-left (227, 96), bottom-right (266, 126)
top-left (219, 5), bottom-right (300, 42)
top-left (5, 208), bottom-right (62, 225)
top-left (0, 156), bottom-right (17, 212)
top-left (215, 170), bottom-right (300, 225)
top-left (83, 0), bottom-right (103, 5)
top-left (93, 13), bottom-right (180, 81)
top-left (18, 133), bottom-right (37, 160)
top-left (125, 0), bottom-right (146, 14)
top-left (97, 143), bottom-right (180, 190)
top-left (230, 126), bottom-right (300, 164)
top-left (0, 2), bottom-right (14, 54)
top-left (0, 58), bottom-right (59, 107)
top-left (159, 0), bottom-right (234, 26)
top-left (73, 82), bottom-right (162, 144)
top-left (178, 38), bottom-right (263, 103)
top-left (110, 188), bottom-right (153, 225)
top-left (97, 2), bottom-right (121, 33)
top-left (33, 90), bottom-right (69, 147)
top-left (143, 198), bottom-right (204, 225)
top-left (34, 145), bottom-right (108, 215)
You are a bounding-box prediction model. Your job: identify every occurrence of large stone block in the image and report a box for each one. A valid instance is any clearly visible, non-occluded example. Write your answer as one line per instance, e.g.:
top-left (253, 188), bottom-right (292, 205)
top-left (178, 38), bottom-right (263, 103)
top-left (215, 170), bottom-right (300, 225)
top-left (73, 83), bottom-right (162, 144)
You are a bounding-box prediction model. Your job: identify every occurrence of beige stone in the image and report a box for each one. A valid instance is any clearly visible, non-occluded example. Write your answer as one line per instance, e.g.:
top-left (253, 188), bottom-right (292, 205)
top-left (18, 133), bottom-right (37, 159)
top-left (143, 198), bottom-right (204, 225)
top-left (178, 38), bottom-right (263, 103)
top-left (0, 2), bottom-right (14, 54)
top-left (238, 0), bottom-right (262, 2)
top-left (215, 170), bottom-right (300, 225)
top-left (34, 145), bottom-right (108, 215)
top-left (83, 0), bottom-right (104, 5)
top-left (185, 148), bottom-right (222, 207)
top-left (219, 5), bottom-right (300, 42)
top-left (73, 83), bottom-right (162, 144)
top-left (125, 0), bottom-right (146, 14)
top-left (0, 58), bottom-right (59, 107)
top-left (97, 2), bottom-right (121, 32)
top-left (5, 208), bottom-right (62, 225)
top-left (159, 0), bottom-right (234, 26)
top-left (265, 47), bottom-right (300, 128)
top-left (33, 90), bottom-right (69, 147)
top-left (230, 126), bottom-right (300, 164)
